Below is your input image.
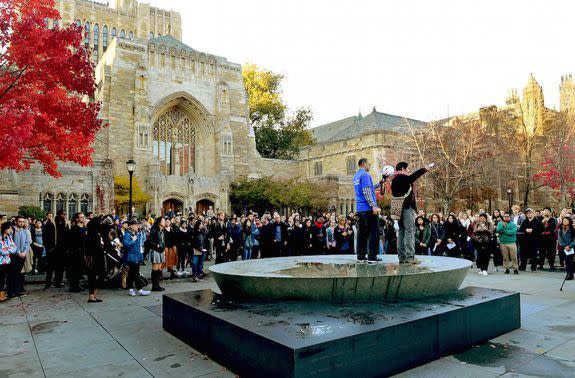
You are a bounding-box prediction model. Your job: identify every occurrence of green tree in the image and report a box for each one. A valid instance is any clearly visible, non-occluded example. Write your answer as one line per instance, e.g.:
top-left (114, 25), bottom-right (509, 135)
top-left (114, 176), bottom-right (151, 214)
top-left (18, 205), bottom-right (46, 220)
top-left (242, 63), bottom-right (315, 159)
top-left (229, 177), bottom-right (328, 214)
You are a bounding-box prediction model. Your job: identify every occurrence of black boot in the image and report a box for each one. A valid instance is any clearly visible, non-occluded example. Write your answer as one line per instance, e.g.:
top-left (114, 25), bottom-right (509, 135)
top-left (566, 273), bottom-right (574, 281)
top-left (151, 271), bottom-right (161, 292)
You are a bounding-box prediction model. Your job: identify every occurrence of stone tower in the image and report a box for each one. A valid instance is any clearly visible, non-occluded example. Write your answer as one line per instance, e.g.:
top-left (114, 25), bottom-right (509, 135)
top-left (521, 74), bottom-right (545, 135)
top-left (560, 74), bottom-right (575, 112)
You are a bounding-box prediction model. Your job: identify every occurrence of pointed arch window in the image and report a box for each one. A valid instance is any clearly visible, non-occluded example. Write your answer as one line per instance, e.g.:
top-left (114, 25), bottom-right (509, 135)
top-left (68, 194), bottom-right (78, 215)
top-left (103, 25), bottom-right (108, 51)
top-left (149, 32), bottom-right (154, 39)
top-left (80, 194), bottom-right (90, 213)
top-left (41, 193), bottom-right (54, 214)
top-left (152, 108), bottom-right (196, 176)
top-left (55, 193), bottom-right (65, 213)
top-left (128, 31), bottom-right (134, 40)
top-left (112, 27), bottom-right (117, 39)
top-left (120, 29), bottom-right (126, 39)
top-left (84, 22), bottom-right (90, 48)
top-left (93, 23), bottom-right (99, 60)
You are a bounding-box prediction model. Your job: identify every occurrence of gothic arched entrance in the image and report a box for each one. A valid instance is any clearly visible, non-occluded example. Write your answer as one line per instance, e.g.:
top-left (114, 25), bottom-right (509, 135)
top-left (162, 198), bottom-right (183, 216)
top-left (196, 199), bottom-right (214, 216)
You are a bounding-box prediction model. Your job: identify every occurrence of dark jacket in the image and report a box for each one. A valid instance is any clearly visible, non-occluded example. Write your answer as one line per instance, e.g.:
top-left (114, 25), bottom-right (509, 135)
top-left (390, 168), bottom-right (428, 210)
top-left (43, 220), bottom-right (56, 253)
top-left (429, 222), bottom-right (445, 242)
top-left (519, 217), bottom-right (542, 246)
top-left (334, 225), bottom-right (351, 253)
top-left (211, 221), bottom-right (230, 250)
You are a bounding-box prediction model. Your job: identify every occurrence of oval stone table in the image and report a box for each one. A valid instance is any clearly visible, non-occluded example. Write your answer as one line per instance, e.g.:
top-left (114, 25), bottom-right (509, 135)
top-left (209, 254), bottom-right (472, 302)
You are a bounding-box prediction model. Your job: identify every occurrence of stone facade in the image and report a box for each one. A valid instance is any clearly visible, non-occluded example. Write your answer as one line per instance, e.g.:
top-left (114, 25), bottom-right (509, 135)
top-left (0, 0), bottom-right (295, 216)
top-left (2, 1), bottom-right (575, 216)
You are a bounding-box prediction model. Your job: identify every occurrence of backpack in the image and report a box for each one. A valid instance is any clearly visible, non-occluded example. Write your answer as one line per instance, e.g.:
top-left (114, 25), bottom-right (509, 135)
top-left (390, 187), bottom-right (411, 221)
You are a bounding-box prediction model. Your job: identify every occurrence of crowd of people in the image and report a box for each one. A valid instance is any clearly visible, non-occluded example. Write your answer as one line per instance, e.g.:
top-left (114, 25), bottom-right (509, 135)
top-left (1, 199), bottom-right (574, 303)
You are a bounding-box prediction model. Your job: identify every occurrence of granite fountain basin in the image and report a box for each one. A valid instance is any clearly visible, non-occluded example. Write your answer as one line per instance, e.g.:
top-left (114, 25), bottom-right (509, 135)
top-left (209, 254), bottom-right (472, 302)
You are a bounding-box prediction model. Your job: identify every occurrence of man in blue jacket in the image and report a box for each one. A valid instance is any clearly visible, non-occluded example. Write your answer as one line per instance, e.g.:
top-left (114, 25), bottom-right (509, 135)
top-left (354, 158), bottom-right (383, 261)
top-left (123, 220), bottom-right (150, 296)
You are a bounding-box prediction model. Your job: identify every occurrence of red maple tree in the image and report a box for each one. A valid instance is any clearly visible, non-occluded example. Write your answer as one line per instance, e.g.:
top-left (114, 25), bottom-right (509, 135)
top-left (0, 0), bottom-right (104, 177)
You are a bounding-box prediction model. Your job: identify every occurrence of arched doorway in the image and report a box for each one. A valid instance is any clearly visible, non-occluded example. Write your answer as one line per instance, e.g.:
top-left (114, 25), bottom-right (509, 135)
top-left (196, 199), bottom-right (214, 216)
top-left (163, 198), bottom-right (183, 216)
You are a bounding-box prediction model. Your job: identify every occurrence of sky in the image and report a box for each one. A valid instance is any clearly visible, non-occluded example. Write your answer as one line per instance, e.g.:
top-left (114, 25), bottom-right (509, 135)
top-left (145, 0), bottom-right (575, 127)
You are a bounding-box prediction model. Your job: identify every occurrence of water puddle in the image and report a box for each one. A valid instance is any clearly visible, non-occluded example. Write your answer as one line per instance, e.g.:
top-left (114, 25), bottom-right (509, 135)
top-left (274, 262), bottom-right (431, 278)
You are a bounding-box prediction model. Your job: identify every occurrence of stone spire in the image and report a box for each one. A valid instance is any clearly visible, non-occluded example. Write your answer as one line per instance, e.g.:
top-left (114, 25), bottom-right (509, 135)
top-left (521, 74), bottom-right (545, 134)
top-left (560, 74), bottom-right (575, 112)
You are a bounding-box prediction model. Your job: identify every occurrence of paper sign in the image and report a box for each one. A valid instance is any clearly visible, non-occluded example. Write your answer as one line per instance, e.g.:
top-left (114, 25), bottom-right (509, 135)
top-left (447, 242), bottom-right (457, 250)
top-left (565, 248), bottom-right (574, 256)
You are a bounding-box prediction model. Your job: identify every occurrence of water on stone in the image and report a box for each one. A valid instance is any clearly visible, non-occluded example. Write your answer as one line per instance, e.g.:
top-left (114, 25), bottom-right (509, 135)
top-left (274, 261), bottom-right (431, 277)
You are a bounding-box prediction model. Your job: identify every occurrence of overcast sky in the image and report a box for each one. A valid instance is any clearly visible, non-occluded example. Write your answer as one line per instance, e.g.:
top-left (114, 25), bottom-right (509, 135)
top-left (146, 0), bottom-right (574, 127)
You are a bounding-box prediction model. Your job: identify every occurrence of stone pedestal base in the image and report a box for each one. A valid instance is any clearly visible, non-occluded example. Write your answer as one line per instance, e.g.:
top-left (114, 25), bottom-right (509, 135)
top-left (162, 287), bottom-right (520, 378)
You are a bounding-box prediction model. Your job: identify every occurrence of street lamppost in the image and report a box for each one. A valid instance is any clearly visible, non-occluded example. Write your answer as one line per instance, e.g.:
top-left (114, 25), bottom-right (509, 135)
top-left (506, 188), bottom-right (512, 214)
top-left (126, 159), bottom-right (136, 220)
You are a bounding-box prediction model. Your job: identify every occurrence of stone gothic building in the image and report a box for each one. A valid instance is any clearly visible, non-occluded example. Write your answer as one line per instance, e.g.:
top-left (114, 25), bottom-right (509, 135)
top-left (1, 1), bottom-right (574, 216)
top-left (0, 0), bottom-right (297, 216)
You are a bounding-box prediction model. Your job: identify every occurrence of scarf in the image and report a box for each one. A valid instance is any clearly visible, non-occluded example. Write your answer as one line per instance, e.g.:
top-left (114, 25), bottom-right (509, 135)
top-left (393, 170), bottom-right (417, 198)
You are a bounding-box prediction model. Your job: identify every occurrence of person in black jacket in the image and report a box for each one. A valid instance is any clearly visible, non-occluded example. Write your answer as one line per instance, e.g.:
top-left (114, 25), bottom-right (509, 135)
top-left (269, 213), bottom-right (288, 258)
top-left (42, 213), bottom-right (56, 290)
top-left (444, 214), bottom-right (463, 258)
top-left (539, 207), bottom-right (557, 270)
top-left (67, 212), bottom-right (87, 293)
top-left (518, 208), bottom-right (542, 272)
top-left (429, 214), bottom-right (445, 256)
top-left (85, 217), bottom-right (104, 303)
top-left (391, 162), bottom-right (432, 263)
top-left (175, 220), bottom-right (193, 276)
top-left (211, 212), bottom-right (231, 264)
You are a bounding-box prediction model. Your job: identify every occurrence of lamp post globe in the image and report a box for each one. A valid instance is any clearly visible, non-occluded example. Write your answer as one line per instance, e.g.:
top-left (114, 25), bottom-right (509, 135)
top-left (126, 160), bottom-right (136, 220)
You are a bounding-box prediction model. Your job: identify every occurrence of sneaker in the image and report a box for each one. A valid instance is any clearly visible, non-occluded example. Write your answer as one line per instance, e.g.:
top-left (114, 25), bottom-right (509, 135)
top-left (192, 276), bottom-right (199, 282)
top-left (138, 289), bottom-right (150, 296)
top-left (504, 269), bottom-right (510, 274)
top-left (128, 288), bottom-right (136, 296)
top-left (514, 269), bottom-right (519, 275)
top-left (478, 270), bottom-right (483, 275)
top-left (183, 270), bottom-right (191, 275)
top-left (176, 271), bottom-right (184, 277)
top-left (482, 271), bottom-right (488, 276)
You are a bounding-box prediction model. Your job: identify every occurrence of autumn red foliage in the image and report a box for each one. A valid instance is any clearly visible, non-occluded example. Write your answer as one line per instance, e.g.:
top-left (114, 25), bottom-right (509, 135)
top-left (0, 0), bottom-right (104, 177)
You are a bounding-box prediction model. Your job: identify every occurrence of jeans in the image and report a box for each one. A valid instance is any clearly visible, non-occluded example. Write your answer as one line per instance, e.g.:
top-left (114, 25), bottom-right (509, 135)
top-left (398, 208), bottom-right (416, 261)
top-left (356, 211), bottom-right (379, 260)
top-left (243, 246), bottom-right (252, 260)
top-left (192, 255), bottom-right (201, 277)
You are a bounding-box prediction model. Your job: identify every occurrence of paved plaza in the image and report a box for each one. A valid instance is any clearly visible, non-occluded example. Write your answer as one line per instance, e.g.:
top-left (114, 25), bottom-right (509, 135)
top-left (1, 263), bottom-right (575, 378)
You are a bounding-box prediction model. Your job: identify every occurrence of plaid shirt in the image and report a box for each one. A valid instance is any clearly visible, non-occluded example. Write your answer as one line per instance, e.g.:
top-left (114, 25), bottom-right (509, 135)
top-left (0, 235), bottom-right (17, 265)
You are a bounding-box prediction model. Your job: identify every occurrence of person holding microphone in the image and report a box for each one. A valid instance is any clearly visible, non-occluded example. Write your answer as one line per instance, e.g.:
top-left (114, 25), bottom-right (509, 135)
top-left (353, 158), bottom-right (384, 262)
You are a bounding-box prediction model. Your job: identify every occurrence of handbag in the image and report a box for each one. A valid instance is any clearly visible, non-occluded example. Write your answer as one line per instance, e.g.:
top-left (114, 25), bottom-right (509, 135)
top-left (390, 187), bottom-right (411, 220)
top-left (193, 248), bottom-right (203, 256)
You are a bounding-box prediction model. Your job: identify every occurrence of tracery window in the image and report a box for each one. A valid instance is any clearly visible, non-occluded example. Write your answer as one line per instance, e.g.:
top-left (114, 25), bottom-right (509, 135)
top-left (41, 193), bottom-right (54, 214)
top-left (68, 193), bottom-right (78, 216)
top-left (93, 24), bottom-right (99, 60)
top-left (55, 193), bottom-right (65, 213)
top-left (152, 109), bottom-right (196, 176)
top-left (103, 26), bottom-right (108, 51)
top-left (84, 22), bottom-right (90, 48)
top-left (80, 194), bottom-right (90, 213)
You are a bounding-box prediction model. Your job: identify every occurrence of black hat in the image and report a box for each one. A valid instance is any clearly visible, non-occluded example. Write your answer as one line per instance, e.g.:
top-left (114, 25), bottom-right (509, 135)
top-left (128, 220), bottom-right (139, 226)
